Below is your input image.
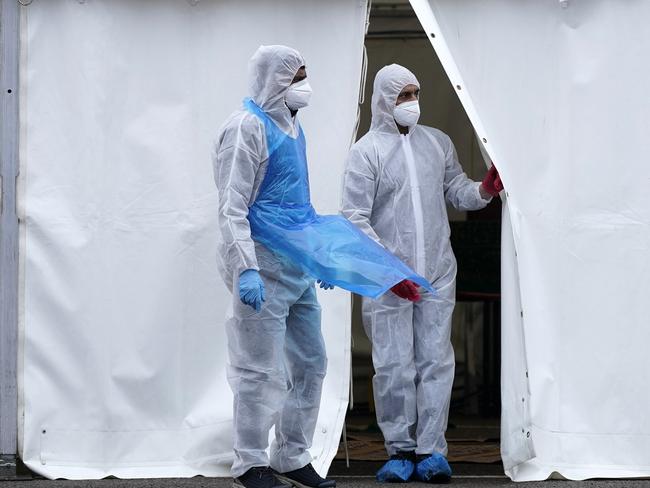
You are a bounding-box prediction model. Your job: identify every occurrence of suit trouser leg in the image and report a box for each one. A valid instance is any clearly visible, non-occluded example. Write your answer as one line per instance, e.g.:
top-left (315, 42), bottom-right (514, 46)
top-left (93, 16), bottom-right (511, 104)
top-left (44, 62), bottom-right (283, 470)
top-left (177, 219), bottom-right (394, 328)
top-left (413, 275), bottom-right (456, 456)
top-left (227, 247), bottom-right (311, 477)
top-left (270, 284), bottom-right (326, 472)
top-left (362, 293), bottom-right (417, 455)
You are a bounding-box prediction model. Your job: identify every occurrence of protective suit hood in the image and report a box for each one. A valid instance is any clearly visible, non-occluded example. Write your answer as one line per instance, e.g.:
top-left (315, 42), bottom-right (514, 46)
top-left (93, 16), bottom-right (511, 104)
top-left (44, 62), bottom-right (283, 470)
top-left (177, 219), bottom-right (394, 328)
top-left (248, 45), bottom-right (305, 133)
top-left (370, 64), bottom-right (420, 134)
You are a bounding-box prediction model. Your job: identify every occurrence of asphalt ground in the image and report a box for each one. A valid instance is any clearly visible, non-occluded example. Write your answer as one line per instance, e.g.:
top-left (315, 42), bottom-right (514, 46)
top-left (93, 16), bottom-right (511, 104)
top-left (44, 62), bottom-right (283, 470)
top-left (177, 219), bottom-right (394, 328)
top-left (3, 460), bottom-right (650, 487)
top-left (2, 475), bottom-right (650, 487)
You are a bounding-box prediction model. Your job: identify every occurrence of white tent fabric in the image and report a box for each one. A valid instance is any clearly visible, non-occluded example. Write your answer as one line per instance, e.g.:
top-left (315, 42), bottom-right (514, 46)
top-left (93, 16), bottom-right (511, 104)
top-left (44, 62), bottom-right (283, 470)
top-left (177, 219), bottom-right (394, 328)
top-left (410, 0), bottom-right (650, 481)
top-left (18, 0), bottom-right (367, 479)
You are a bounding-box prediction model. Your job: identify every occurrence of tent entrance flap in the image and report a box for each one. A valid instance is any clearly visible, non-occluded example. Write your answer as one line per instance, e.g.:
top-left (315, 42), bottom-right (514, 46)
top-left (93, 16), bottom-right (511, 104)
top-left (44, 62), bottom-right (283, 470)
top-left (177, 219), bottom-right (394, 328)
top-left (410, 0), bottom-right (650, 481)
top-left (19, 0), bottom-right (367, 479)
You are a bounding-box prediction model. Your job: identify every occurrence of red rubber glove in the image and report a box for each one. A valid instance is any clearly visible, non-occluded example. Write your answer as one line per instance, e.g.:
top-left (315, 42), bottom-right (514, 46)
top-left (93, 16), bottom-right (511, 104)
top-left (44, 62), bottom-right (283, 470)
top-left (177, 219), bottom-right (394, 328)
top-left (391, 279), bottom-right (421, 302)
top-left (481, 165), bottom-right (504, 197)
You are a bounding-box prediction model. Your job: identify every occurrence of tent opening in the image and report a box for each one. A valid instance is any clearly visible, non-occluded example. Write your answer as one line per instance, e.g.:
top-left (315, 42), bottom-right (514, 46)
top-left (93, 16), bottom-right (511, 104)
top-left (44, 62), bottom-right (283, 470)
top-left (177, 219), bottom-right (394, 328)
top-left (333, 0), bottom-right (502, 473)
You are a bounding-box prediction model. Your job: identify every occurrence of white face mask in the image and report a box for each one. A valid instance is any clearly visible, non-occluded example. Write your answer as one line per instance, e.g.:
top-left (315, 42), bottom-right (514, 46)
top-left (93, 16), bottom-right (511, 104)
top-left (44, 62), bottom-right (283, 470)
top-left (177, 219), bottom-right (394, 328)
top-left (393, 100), bottom-right (420, 128)
top-left (285, 79), bottom-right (313, 111)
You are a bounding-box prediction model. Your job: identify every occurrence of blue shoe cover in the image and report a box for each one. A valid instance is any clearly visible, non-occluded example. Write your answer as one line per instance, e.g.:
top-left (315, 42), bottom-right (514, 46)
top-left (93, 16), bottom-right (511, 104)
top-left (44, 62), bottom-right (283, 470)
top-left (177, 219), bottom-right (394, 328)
top-left (376, 458), bottom-right (415, 483)
top-left (415, 453), bottom-right (452, 483)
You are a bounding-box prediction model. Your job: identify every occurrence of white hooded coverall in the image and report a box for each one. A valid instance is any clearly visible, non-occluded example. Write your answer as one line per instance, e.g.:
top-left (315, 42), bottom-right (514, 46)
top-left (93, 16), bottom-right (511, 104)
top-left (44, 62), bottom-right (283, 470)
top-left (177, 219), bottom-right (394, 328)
top-left (341, 64), bottom-right (490, 456)
top-left (212, 45), bottom-right (326, 478)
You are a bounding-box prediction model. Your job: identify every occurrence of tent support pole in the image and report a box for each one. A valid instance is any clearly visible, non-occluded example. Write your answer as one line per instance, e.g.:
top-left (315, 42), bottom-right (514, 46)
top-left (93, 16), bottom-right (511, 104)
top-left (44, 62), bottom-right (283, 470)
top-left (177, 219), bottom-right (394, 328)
top-left (0, 0), bottom-right (20, 459)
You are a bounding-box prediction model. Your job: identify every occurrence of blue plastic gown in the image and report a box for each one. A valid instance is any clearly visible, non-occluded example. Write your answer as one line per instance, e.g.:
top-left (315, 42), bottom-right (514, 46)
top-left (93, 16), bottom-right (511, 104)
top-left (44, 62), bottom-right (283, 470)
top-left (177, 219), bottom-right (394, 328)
top-left (244, 98), bottom-right (434, 299)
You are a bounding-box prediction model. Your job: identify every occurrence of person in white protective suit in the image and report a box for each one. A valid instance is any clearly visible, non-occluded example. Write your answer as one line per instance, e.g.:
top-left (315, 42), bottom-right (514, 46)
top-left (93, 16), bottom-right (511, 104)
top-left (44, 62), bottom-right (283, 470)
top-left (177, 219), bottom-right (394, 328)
top-left (212, 45), bottom-right (336, 488)
top-left (341, 64), bottom-right (503, 484)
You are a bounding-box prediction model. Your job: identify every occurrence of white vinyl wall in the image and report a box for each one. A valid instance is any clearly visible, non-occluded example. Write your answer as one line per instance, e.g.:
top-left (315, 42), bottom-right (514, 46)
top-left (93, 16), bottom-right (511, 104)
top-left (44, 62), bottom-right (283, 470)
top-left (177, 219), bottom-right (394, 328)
top-left (411, 0), bottom-right (650, 481)
top-left (18, 0), bottom-right (367, 479)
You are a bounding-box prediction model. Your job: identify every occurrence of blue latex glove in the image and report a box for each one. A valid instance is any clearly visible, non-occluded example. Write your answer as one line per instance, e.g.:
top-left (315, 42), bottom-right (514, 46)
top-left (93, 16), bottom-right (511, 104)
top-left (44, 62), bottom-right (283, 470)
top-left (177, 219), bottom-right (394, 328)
top-left (239, 269), bottom-right (265, 312)
top-left (317, 279), bottom-right (335, 290)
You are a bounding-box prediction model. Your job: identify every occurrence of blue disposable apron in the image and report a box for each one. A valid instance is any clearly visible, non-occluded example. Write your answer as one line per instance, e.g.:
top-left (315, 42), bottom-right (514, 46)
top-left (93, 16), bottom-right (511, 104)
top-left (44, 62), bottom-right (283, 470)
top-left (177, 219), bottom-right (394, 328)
top-left (244, 98), bottom-right (434, 299)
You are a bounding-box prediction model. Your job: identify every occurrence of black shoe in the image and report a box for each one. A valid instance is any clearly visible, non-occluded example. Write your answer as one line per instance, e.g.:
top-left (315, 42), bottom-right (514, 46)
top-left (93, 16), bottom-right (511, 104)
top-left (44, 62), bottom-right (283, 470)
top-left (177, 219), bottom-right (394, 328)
top-left (394, 451), bottom-right (417, 463)
top-left (276, 463), bottom-right (336, 488)
top-left (234, 467), bottom-right (289, 488)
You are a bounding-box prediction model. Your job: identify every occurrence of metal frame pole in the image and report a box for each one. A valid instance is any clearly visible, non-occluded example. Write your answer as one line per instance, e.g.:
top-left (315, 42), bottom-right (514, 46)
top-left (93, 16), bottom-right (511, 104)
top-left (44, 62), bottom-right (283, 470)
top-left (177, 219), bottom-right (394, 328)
top-left (0, 0), bottom-right (20, 457)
